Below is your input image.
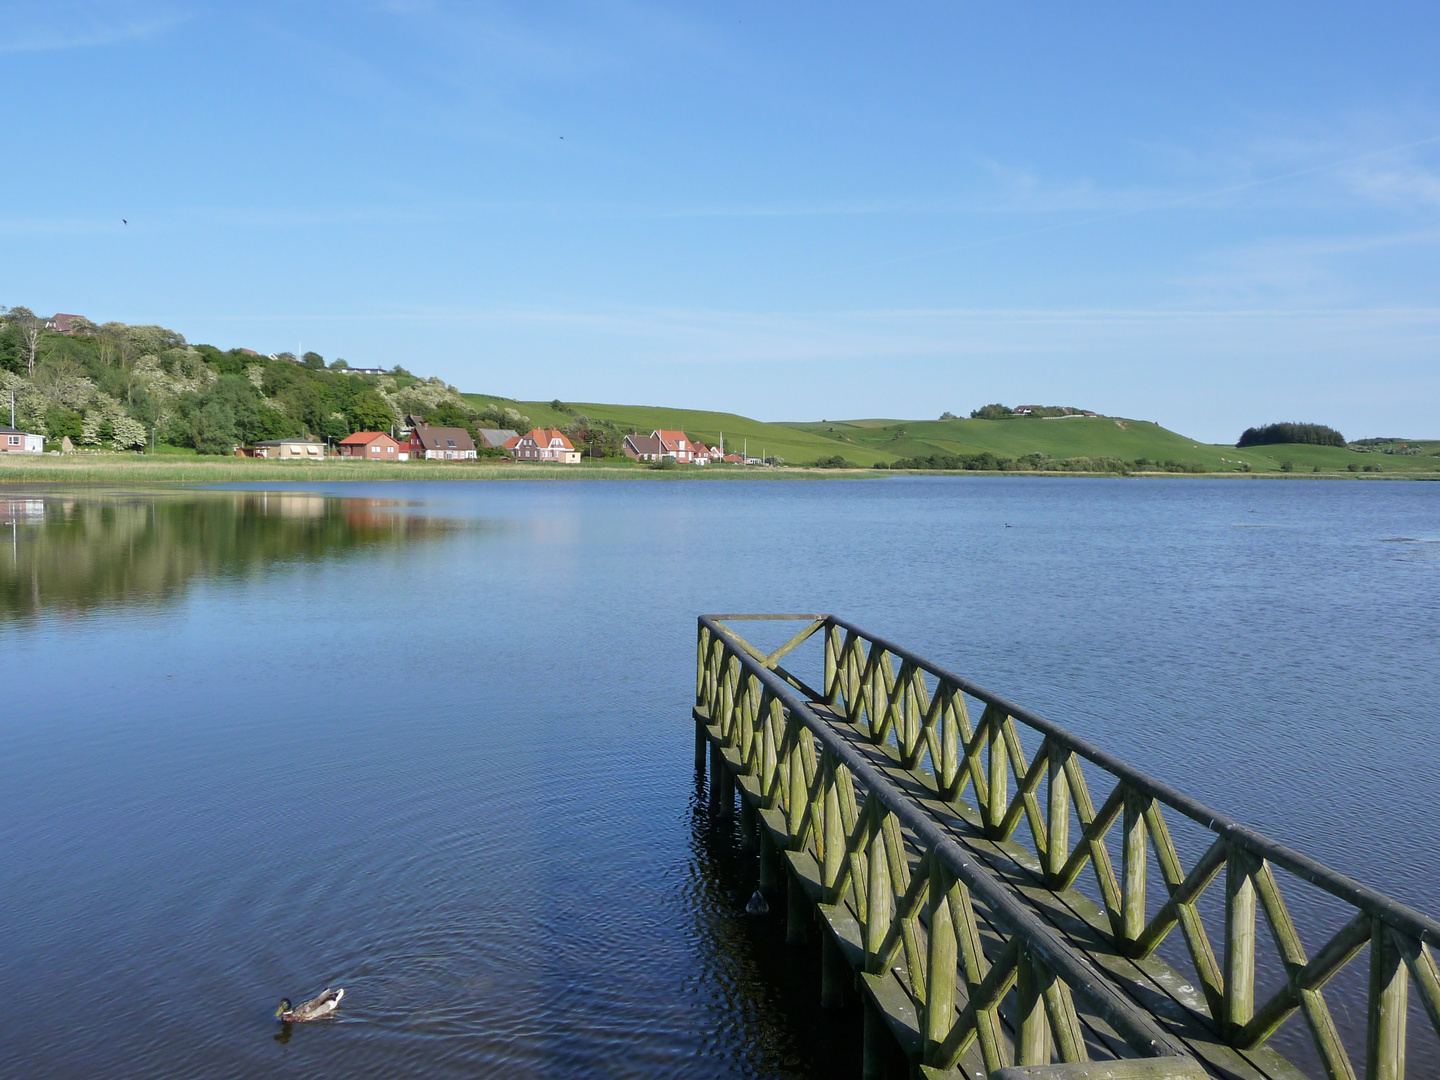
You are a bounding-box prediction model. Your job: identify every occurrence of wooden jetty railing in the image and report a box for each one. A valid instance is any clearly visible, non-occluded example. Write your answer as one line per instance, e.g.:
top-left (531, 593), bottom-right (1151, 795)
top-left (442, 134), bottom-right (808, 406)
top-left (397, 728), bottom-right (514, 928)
top-left (692, 614), bottom-right (1440, 1080)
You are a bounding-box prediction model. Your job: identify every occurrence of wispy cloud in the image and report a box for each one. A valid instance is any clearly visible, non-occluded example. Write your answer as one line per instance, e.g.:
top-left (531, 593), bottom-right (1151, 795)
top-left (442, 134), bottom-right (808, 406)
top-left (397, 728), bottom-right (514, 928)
top-left (0, 2), bottom-right (187, 53)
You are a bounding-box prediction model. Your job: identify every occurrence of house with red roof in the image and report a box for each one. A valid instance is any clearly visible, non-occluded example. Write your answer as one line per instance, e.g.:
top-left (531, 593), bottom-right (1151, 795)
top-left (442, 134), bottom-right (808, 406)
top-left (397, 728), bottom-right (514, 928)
top-left (513, 428), bottom-right (581, 463)
top-left (622, 429), bottom-right (704, 463)
top-left (337, 431), bottom-right (403, 461)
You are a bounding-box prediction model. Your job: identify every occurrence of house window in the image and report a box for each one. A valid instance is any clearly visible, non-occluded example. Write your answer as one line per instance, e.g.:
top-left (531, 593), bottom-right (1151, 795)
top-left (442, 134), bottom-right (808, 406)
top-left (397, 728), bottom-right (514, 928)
top-left (447, 439), bottom-right (456, 447)
top-left (7, 436), bottom-right (17, 446)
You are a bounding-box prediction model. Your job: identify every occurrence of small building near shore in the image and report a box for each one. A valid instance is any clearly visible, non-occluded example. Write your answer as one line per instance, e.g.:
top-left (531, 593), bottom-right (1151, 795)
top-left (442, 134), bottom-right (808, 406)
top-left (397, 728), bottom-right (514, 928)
top-left (407, 425), bottom-right (477, 460)
top-left (338, 431), bottom-right (403, 460)
top-left (513, 428), bottom-right (581, 463)
top-left (478, 428), bottom-right (520, 450)
top-left (0, 428), bottom-right (44, 454)
top-left (252, 439), bottom-right (324, 460)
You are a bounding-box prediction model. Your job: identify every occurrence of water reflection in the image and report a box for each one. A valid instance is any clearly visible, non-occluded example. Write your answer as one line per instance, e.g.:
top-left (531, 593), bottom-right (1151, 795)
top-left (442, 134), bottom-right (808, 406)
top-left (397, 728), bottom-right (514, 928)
top-left (0, 491), bottom-right (457, 620)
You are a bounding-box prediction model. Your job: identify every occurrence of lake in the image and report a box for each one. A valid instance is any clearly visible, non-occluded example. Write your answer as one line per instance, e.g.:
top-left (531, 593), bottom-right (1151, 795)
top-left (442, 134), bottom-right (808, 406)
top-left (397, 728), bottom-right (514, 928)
top-left (0, 477), bottom-right (1436, 1078)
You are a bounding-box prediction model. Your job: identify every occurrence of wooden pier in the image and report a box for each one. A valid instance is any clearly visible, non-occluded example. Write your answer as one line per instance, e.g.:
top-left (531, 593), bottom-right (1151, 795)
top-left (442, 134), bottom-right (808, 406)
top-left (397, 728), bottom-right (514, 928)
top-left (693, 614), bottom-right (1440, 1080)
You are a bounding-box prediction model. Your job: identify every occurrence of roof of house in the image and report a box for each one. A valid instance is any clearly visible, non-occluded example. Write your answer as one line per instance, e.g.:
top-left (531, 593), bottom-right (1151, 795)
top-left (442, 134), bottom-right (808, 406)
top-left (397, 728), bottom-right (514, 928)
top-left (625, 433), bottom-right (661, 453)
top-left (413, 425), bottom-right (476, 451)
top-left (49, 313), bottom-right (86, 333)
top-left (338, 431), bottom-right (397, 446)
top-left (0, 427), bottom-right (38, 436)
top-left (521, 427), bottom-right (574, 449)
top-left (654, 429), bottom-right (691, 449)
top-left (255, 439), bottom-right (322, 446)
top-left (478, 427), bottom-right (520, 448)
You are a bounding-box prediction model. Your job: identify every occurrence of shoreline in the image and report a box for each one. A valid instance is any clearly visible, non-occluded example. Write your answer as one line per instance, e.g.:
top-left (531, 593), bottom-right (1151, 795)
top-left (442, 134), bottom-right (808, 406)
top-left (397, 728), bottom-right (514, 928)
top-left (0, 457), bottom-right (1432, 485)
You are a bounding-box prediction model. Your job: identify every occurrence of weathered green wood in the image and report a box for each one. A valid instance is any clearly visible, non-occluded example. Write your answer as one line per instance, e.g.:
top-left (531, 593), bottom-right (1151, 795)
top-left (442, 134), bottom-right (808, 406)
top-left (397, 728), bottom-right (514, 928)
top-left (865, 803), bottom-right (892, 974)
top-left (924, 864), bottom-right (960, 1065)
top-left (698, 617), bottom-right (1440, 1080)
top-left (1121, 786), bottom-right (1147, 950)
top-left (786, 869), bottom-right (809, 945)
top-left (1365, 923), bottom-right (1407, 1080)
top-left (1395, 932), bottom-right (1440, 1047)
top-left (986, 705), bottom-right (1009, 835)
top-left (1046, 744), bottom-right (1070, 886)
top-left (1224, 847), bottom-right (1257, 1036)
top-left (1016, 947), bottom-right (1053, 1066)
top-left (822, 928), bottom-right (848, 1009)
top-left (990, 1061), bottom-right (1209, 1080)
top-left (1241, 864), bottom-right (1364, 1080)
top-left (1036, 954), bottom-right (1088, 1064)
top-left (863, 995), bottom-right (889, 1080)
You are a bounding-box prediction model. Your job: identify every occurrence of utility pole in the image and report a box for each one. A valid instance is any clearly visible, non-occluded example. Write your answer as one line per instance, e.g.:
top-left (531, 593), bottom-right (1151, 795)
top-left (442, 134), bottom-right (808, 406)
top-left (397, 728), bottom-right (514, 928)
top-left (9, 390), bottom-right (14, 429)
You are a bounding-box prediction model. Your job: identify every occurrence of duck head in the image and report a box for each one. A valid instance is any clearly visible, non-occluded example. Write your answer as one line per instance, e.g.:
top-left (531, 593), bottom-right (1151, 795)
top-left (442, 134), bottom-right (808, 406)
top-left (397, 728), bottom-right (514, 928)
top-left (275, 999), bottom-right (293, 1018)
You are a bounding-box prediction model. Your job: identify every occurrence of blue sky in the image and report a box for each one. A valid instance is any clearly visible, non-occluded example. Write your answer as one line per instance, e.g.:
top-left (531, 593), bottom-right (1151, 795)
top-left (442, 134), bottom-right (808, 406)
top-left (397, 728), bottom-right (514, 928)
top-left (4, 2), bottom-right (1439, 440)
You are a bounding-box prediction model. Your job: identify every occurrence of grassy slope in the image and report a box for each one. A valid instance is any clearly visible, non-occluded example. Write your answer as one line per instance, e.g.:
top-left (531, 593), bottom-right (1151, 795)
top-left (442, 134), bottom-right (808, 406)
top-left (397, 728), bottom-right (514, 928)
top-left (365, 389), bottom-right (1440, 474)
top-left (786, 417), bottom-right (1440, 473)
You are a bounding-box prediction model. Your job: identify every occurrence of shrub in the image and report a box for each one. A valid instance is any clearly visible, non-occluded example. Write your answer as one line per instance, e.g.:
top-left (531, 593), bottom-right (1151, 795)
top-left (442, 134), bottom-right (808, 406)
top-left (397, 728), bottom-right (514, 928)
top-left (1363, 464), bottom-right (1382, 473)
top-left (813, 455), bottom-right (855, 469)
top-left (1348, 463), bottom-right (1359, 472)
top-left (1280, 460), bottom-right (1294, 472)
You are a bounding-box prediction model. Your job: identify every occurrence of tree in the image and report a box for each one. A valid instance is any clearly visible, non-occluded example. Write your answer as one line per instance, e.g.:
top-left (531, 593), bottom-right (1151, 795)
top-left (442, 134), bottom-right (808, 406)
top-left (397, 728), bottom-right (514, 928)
top-left (302, 351), bottom-right (324, 370)
top-left (970, 404), bottom-right (1013, 420)
top-left (939, 411), bottom-right (958, 420)
top-left (347, 390), bottom-right (394, 434)
top-left (193, 400), bottom-right (238, 454)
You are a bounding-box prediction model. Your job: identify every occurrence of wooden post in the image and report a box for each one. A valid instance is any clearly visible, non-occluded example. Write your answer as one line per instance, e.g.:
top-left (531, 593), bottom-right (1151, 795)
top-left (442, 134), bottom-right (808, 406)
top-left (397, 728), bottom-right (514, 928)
top-left (822, 755), bottom-right (844, 900)
top-left (759, 829), bottom-right (779, 895)
top-left (1121, 785), bottom-right (1148, 949)
top-left (709, 741), bottom-right (731, 819)
top-left (923, 863), bottom-right (958, 1064)
top-left (1016, 946), bottom-right (1052, 1066)
top-left (863, 996), bottom-right (888, 1080)
top-left (987, 708), bottom-right (1008, 836)
top-left (1046, 743), bottom-right (1070, 886)
top-left (695, 718), bottom-right (706, 771)
top-left (738, 793), bottom-right (757, 851)
top-left (865, 804), bottom-right (892, 974)
top-left (786, 870), bottom-right (809, 945)
top-left (1367, 922), bottom-right (1408, 1080)
top-left (822, 930), bottom-right (847, 1009)
top-left (1224, 846), bottom-right (1256, 1035)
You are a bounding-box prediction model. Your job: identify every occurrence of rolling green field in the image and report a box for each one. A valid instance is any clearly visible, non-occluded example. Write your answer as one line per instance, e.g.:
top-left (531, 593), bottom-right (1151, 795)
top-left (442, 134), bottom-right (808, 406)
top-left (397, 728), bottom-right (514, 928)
top-left (788, 416), bottom-right (1440, 473)
top-left (455, 400), bottom-right (1438, 473)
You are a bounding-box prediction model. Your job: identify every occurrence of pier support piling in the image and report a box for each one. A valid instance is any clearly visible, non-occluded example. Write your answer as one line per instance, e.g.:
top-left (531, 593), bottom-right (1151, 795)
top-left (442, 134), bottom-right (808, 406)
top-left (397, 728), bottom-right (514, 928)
top-left (786, 871), bottom-right (809, 945)
top-left (821, 930), bottom-right (846, 1009)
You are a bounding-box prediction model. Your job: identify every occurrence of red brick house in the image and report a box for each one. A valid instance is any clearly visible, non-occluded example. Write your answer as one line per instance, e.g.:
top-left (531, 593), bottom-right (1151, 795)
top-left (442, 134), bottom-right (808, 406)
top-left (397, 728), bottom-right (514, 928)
top-left (338, 431), bottom-right (403, 460)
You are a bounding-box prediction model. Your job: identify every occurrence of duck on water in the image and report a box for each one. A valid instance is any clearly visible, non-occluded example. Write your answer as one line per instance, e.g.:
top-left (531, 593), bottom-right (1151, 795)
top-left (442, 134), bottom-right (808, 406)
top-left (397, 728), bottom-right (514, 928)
top-left (275, 988), bottom-right (344, 1022)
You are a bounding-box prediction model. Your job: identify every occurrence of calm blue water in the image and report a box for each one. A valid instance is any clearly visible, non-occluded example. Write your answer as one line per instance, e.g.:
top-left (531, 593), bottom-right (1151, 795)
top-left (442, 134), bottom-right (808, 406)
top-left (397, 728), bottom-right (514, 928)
top-left (0, 477), bottom-right (1436, 1078)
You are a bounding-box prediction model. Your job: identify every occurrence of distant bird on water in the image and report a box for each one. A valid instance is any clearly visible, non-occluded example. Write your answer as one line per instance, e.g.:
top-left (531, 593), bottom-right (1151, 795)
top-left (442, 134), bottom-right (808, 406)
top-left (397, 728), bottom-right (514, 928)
top-left (275, 988), bottom-right (344, 1022)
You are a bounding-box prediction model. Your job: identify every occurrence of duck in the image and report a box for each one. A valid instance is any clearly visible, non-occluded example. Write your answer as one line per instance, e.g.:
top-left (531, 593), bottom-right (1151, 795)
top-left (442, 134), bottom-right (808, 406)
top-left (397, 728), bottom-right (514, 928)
top-left (275, 988), bottom-right (344, 1022)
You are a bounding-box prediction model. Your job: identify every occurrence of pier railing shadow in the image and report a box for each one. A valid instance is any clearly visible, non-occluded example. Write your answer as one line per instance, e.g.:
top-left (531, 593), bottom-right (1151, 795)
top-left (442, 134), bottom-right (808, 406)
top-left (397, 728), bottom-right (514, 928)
top-left (694, 614), bottom-right (1440, 1080)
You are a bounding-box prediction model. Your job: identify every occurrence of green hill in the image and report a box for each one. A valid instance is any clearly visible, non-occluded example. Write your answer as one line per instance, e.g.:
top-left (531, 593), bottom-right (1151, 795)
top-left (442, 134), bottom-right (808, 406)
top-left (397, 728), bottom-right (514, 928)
top-left (781, 416), bottom-right (1440, 474)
